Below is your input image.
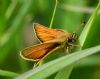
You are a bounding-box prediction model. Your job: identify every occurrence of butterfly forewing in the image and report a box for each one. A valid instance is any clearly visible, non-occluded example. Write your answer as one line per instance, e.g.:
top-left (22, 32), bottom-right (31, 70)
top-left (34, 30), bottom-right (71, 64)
top-left (34, 23), bottom-right (70, 43)
top-left (20, 43), bottom-right (61, 61)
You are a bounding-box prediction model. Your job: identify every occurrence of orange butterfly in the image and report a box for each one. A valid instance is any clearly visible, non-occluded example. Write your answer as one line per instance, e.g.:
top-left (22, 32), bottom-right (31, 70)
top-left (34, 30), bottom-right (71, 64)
top-left (20, 23), bottom-right (78, 66)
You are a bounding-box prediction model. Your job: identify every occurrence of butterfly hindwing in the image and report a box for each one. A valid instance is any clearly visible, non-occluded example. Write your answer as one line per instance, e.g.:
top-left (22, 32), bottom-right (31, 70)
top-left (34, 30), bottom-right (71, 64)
top-left (20, 43), bottom-right (61, 61)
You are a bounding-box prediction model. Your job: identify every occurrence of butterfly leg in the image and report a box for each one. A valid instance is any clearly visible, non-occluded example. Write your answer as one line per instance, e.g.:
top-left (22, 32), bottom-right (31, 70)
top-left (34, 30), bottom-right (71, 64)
top-left (33, 63), bottom-right (38, 68)
top-left (68, 43), bottom-right (79, 47)
top-left (65, 47), bottom-right (70, 54)
top-left (33, 60), bottom-right (42, 68)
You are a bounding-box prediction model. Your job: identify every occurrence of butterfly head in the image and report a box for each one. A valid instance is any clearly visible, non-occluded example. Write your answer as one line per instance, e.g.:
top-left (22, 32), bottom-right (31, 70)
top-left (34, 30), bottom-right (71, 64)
top-left (67, 33), bottom-right (78, 47)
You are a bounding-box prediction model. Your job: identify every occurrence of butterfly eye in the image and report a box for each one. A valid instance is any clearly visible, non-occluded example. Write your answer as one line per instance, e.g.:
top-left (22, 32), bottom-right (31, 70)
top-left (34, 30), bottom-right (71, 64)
top-left (67, 35), bottom-right (77, 44)
top-left (68, 38), bottom-right (74, 43)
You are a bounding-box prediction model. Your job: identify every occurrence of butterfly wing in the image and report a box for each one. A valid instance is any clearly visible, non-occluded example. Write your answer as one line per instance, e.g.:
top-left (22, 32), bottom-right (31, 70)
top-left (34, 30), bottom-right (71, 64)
top-left (20, 43), bottom-right (61, 61)
top-left (33, 23), bottom-right (70, 43)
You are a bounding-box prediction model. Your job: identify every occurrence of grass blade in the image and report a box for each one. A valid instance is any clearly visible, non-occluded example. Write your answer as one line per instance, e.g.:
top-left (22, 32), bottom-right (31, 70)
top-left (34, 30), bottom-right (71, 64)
top-left (0, 69), bottom-right (19, 77)
top-left (79, 2), bottom-right (100, 47)
top-left (54, 65), bottom-right (73, 79)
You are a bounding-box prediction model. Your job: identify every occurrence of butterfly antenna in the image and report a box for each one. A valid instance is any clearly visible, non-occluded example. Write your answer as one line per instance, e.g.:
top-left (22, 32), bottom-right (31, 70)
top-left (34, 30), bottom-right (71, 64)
top-left (74, 21), bottom-right (86, 34)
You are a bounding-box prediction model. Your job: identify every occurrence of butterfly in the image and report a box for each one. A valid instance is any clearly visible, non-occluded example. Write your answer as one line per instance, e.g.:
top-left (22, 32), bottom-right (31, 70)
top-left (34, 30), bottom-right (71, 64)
top-left (20, 23), bottom-right (78, 66)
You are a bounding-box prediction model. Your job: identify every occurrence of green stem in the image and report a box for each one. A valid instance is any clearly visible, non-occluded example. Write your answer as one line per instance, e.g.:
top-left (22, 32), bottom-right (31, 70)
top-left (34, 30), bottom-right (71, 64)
top-left (49, 0), bottom-right (58, 28)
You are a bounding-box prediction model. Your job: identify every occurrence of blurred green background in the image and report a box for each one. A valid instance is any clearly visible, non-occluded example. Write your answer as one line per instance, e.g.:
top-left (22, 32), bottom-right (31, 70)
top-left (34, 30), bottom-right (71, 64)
top-left (0, 0), bottom-right (100, 79)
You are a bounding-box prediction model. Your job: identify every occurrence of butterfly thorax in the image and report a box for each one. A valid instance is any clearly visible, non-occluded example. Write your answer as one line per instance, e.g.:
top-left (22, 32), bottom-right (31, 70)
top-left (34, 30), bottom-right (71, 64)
top-left (55, 32), bottom-right (78, 49)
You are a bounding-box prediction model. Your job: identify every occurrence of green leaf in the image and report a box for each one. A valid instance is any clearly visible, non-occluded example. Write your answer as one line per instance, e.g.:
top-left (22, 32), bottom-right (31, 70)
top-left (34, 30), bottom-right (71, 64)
top-left (76, 55), bottom-right (100, 67)
top-left (0, 69), bottom-right (19, 77)
top-left (15, 45), bottom-right (100, 79)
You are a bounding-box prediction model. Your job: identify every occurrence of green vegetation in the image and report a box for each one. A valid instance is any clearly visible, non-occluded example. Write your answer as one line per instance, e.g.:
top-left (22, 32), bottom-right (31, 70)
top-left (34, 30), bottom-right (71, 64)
top-left (0, 0), bottom-right (100, 79)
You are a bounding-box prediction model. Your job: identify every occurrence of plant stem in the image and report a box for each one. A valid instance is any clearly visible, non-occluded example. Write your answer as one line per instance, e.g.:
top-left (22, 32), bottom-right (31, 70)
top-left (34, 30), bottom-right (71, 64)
top-left (49, 0), bottom-right (58, 28)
